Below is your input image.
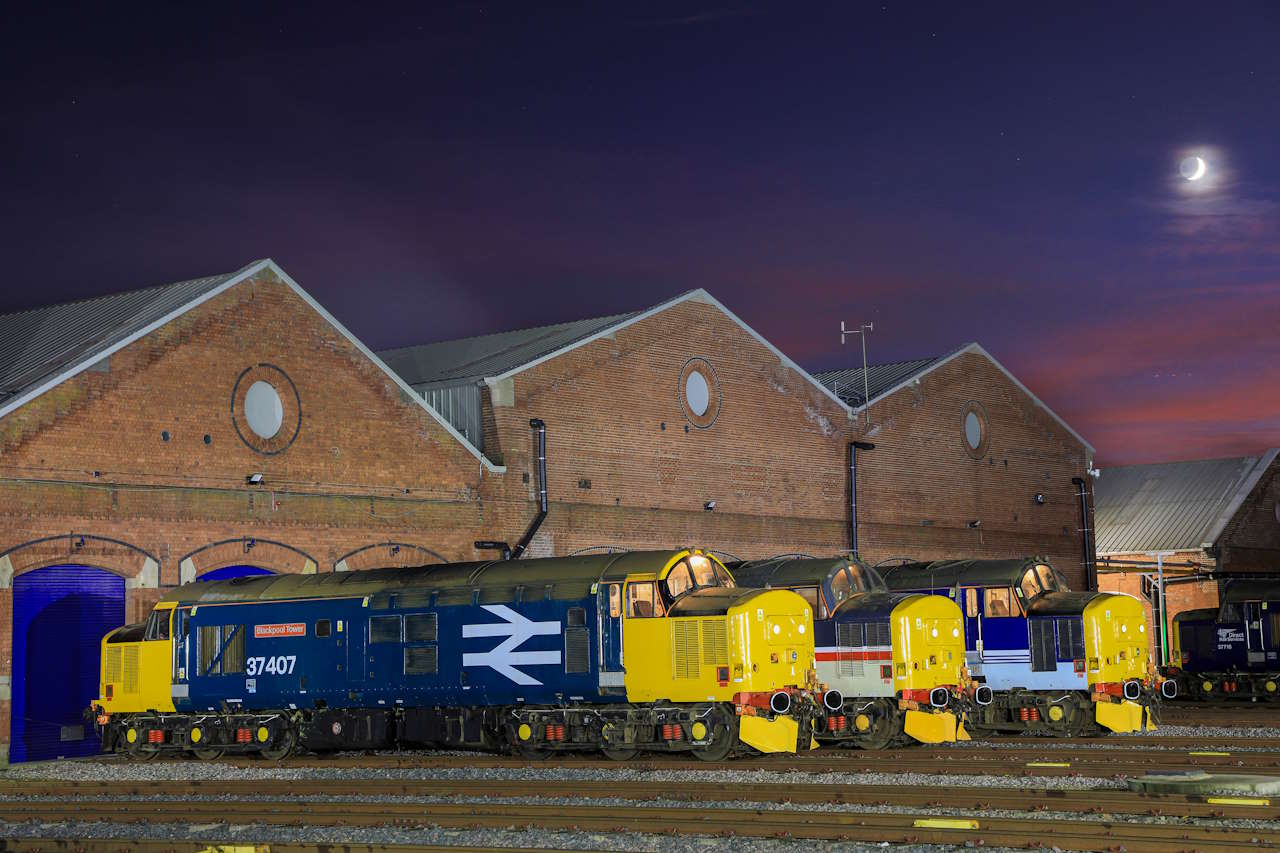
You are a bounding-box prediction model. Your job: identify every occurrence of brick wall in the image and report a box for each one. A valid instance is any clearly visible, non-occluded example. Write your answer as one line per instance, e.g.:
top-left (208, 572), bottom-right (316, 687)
top-left (1219, 456), bottom-right (1280, 572)
top-left (852, 352), bottom-right (1093, 587)
top-left (475, 302), bottom-right (1093, 586)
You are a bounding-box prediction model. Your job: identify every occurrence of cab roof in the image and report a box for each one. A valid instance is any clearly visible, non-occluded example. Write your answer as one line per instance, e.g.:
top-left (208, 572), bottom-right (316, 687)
top-left (730, 555), bottom-right (857, 588)
top-left (161, 549), bottom-right (700, 606)
top-left (880, 557), bottom-right (1050, 590)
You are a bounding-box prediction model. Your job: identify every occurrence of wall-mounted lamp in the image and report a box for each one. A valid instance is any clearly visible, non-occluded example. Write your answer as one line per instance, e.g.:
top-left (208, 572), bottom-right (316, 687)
top-left (246, 473), bottom-right (264, 485)
top-left (967, 520), bottom-right (982, 529)
top-left (704, 501), bottom-right (716, 512)
top-left (1034, 493), bottom-right (1045, 505)
top-left (243, 538), bottom-right (256, 553)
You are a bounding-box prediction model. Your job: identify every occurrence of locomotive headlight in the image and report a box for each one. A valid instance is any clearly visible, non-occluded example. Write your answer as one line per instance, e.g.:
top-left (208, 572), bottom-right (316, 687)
top-left (772, 624), bottom-right (781, 634)
top-left (930, 628), bottom-right (938, 637)
top-left (1121, 624), bottom-right (1128, 633)
top-left (952, 627), bottom-right (960, 638)
top-left (798, 624), bottom-right (805, 634)
top-left (1139, 624), bottom-right (1145, 633)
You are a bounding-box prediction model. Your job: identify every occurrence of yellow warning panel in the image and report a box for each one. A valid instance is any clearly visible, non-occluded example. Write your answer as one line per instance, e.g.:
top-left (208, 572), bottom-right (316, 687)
top-left (1206, 797), bottom-right (1271, 807)
top-left (1189, 750), bottom-right (1230, 756)
top-left (1025, 761), bottom-right (1071, 768)
top-left (913, 818), bottom-right (980, 829)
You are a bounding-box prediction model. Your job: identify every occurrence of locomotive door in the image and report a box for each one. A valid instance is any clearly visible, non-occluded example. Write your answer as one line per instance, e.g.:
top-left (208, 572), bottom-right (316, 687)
top-left (1245, 602), bottom-right (1266, 665)
top-left (172, 608), bottom-right (191, 699)
top-left (598, 583), bottom-right (625, 689)
top-left (978, 586), bottom-right (1028, 666)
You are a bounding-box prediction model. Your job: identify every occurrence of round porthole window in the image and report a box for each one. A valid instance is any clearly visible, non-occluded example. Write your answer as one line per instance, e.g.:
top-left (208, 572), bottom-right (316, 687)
top-left (678, 357), bottom-right (721, 429)
top-left (231, 364), bottom-right (302, 455)
top-left (685, 370), bottom-right (710, 417)
top-left (961, 401), bottom-right (989, 459)
top-left (244, 381), bottom-right (284, 439)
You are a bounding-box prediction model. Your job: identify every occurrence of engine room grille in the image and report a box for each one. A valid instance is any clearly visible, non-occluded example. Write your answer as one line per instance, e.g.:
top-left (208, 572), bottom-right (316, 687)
top-left (672, 621), bottom-right (701, 679)
top-left (1030, 619), bottom-right (1056, 672)
top-left (836, 622), bottom-right (864, 677)
top-left (702, 620), bottom-right (728, 666)
top-left (122, 646), bottom-right (139, 693)
top-left (1058, 618), bottom-right (1085, 660)
top-left (405, 613), bottom-right (437, 642)
top-left (105, 647), bottom-right (122, 685)
top-left (565, 628), bottom-right (590, 673)
top-left (404, 645), bottom-right (438, 675)
top-left (865, 621), bottom-right (891, 647)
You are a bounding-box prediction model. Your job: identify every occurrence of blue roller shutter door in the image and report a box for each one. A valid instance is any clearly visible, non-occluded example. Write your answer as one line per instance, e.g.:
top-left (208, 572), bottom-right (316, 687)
top-left (12, 565), bottom-right (125, 763)
top-left (196, 565), bottom-right (273, 582)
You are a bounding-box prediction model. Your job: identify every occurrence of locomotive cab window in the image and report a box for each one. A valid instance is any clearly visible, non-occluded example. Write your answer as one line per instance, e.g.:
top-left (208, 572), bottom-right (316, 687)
top-left (1034, 564), bottom-right (1059, 593)
top-left (1018, 569), bottom-right (1043, 601)
top-left (793, 586), bottom-right (820, 613)
top-left (608, 583), bottom-right (622, 617)
top-left (664, 554), bottom-right (733, 601)
top-left (965, 588), bottom-right (979, 618)
top-left (846, 564), bottom-right (884, 593)
top-left (984, 587), bottom-right (1022, 617)
top-left (144, 609), bottom-right (171, 641)
top-left (627, 581), bottom-right (665, 618)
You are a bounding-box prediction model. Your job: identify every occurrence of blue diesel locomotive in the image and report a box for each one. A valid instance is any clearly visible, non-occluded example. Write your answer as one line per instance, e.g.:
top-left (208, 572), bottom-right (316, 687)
top-left (1168, 578), bottom-right (1280, 701)
top-left (93, 549), bottom-right (823, 760)
top-left (880, 557), bottom-right (1172, 735)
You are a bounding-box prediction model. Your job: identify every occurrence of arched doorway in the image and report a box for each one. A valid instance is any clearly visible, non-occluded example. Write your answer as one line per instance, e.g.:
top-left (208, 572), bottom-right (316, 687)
top-left (11, 565), bottom-right (125, 763)
top-left (196, 565), bottom-right (275, 582)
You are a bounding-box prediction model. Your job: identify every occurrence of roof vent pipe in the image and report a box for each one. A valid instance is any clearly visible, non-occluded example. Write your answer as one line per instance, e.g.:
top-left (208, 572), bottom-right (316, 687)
top-left (849, 441), bottom-right (875, 557)
top-left (1072, 476), bottom-right (1096, 590)
top-left (474, 418), bottom-right (548, 561)
top-left (510, 418), bottom-right (548, 559)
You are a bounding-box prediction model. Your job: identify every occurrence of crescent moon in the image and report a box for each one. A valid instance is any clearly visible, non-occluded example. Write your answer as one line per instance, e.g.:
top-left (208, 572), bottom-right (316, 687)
top-left (1186, 156), bottom-right (1206, 181)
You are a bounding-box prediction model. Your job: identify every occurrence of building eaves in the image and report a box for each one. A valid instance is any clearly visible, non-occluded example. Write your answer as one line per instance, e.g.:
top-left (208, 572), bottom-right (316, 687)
top-left (1093, 450), bottom-right (1279, 556)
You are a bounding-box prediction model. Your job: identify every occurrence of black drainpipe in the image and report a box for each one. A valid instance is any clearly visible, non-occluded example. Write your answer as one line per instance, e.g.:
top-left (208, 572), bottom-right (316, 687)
top-left (849, 441), bottom-right (876, 557)
top-left (1072, 476), bottom-right (1096, 590)
top-left (475, 418), bottom-right (548, 561)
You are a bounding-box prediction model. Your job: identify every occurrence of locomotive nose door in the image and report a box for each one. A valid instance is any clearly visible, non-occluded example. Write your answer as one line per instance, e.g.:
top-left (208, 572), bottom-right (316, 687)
top-left (598, 583), bottom-right (625, 690)
top-left (1245, 602), bottom-right (1266, 665)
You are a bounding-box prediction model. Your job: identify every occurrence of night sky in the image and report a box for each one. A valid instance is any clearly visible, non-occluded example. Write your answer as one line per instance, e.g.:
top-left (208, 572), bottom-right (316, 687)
top-left (4, 3), bottom-right (1278, 465)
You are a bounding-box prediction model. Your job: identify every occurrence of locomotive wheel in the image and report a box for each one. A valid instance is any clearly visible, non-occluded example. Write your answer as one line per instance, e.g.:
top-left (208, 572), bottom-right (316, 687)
top-left (693, 719), bottom-right (738, 762)
top-left (515, 742), bottom-right (553, 760)
top-left (601, 747), bottom-right (639, 761)
top-left (259, 727), bottom-right (297, 761)
top-left (190, 747), bottom-right (225, 761)
top-left (853, 704), bottom-right (899, 750)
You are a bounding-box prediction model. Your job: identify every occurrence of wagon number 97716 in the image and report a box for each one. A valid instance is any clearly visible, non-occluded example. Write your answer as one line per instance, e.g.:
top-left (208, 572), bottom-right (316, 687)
top-left (246, 655), bottom-right (297, 676)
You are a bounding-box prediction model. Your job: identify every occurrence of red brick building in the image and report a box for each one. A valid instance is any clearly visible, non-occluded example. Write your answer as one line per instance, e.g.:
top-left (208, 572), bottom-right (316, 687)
top-left (1094, 451), bottom-right (1280, 664)
top-left (0, 262), bottom-right (1095, 762)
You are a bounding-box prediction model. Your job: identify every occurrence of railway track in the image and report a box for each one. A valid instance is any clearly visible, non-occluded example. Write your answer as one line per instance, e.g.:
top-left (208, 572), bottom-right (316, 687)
top-left (189, 743), bottom-right (1280, 776)
top-left (3, 778), bottom-right (1279, 821)
top-left (1161, 704), bottom-right (1280, 727)
top-left (0, 796), bottom-right (1274, 851)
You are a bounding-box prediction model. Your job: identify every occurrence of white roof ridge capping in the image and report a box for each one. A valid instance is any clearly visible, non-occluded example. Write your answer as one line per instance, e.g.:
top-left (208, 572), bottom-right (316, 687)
top-left (0, 259), bottom-right (504, 474)
top-left (857, 342), bottom-right (1095, 455)
top-left (1199, 448), bottom-right (1280, 549)
top-left (482, 288), bottom-right (855, 418)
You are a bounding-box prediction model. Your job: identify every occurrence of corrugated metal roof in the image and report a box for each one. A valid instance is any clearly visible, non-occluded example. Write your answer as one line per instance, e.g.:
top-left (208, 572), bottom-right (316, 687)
top-left (815, 356), bottom-right (945, 406)
top-left (377, 311), bottom-right (639, 388)
top-left (1093, 451), bottom-right (1280, 555)
top-left (0, 270), bottom-right (243, 404)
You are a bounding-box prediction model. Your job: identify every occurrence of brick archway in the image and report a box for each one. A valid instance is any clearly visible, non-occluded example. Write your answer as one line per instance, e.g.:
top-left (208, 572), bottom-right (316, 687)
top-left (0, 535), bottom-right (159, 589)
top-left (334, 542), bottom-right (447, 573)
top-left (177, 538), bottom-right (317, 584)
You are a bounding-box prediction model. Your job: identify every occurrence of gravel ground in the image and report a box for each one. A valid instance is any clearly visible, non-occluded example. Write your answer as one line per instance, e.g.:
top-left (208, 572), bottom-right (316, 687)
top-left (1, 757), bottom-right (1128, 790)
top-left (0, 819), bottom-right (1009, 853)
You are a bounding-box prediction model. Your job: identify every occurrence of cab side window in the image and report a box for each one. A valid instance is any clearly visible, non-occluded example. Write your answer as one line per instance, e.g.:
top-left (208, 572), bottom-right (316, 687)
top-left (984, 587), bottom-right (1021, 617)
top-left (665, 563), bottom-right (693, 598)
top-left (608, 583), bottom-right (622, 618)
top-left (1019, 569), bottom-right (1043, 601)
top-left (794, 586), bottom-right (820, 613)
top-left (144, 610), bottom-right (171, 641)
top-left (964, 588), bottom-right (978, 618)
top-left (627, 581), bottom-right (665, 618)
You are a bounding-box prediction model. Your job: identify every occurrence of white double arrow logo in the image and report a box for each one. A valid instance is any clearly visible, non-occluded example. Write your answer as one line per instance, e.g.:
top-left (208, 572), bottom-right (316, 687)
top-left (462, 604), bottom-right (562, 685)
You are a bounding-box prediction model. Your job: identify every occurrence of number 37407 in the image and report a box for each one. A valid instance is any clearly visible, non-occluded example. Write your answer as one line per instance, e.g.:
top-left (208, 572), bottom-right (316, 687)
top-left (246, 655), bottom-right (297, 676)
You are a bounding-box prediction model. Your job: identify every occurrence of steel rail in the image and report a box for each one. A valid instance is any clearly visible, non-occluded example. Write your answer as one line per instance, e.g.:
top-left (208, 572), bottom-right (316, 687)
top-left (2, 778), bottom-right (1278, 821)
top-left (0, 798), bottom-right (1273, 851)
